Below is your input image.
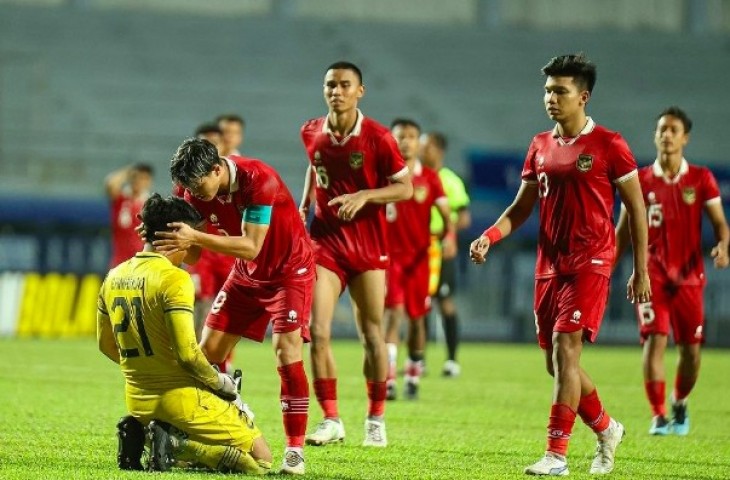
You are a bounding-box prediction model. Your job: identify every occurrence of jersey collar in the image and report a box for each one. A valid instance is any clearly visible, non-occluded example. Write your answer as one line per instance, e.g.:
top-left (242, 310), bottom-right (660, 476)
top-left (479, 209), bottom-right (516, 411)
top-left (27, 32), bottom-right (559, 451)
top-left (652, 157), bottom-right (689, 184)
top-left (552, 117), bottom-right (595, 146)
top-left (224, 157), bottom-right (239, 193)
top-left (323, 109), bottom-right (364, 146)
top-left (135, 251), bottom-right (167, 260)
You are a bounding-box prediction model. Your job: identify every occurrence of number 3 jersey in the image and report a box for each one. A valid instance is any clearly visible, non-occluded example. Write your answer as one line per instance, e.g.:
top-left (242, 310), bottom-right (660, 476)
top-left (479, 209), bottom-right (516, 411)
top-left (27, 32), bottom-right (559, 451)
top-left (638, 159), bottom-right (721, 286)
top-left (521, 118), bottom-right (638, 279)
top-left (300, 110), bottom-right (408, 264)
top-left (97, 252), bottom-right (217, 392)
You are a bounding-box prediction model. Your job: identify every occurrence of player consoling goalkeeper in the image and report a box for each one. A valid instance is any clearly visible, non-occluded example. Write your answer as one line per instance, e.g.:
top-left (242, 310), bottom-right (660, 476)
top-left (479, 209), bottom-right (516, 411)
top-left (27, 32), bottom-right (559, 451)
top-left (96, 193), bottom-right (272, 474)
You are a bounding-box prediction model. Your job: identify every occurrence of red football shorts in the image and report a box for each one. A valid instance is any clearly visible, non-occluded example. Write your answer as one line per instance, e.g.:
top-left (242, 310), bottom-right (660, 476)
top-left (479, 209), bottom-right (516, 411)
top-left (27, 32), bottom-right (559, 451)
top-left (385, 250), bottom-right (431, 319)
top-left (205, 269), bottom-right (314, 343)
top-left (636, 283), bottom-right (704, 344)
top-left (313, 240), bottom-right (388, 291)
top-left (189, 252), bottom-right (235, 300)
top-left (533, 272), bottom-right (609, 349)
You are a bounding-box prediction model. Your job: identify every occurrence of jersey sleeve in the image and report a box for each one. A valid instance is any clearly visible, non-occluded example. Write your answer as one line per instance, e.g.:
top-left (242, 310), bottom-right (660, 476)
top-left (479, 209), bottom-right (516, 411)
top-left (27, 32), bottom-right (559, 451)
top-left (161, 269), bottom-right (195, 315)
top-left (447, 172), bottom-right (470, 210)
top-left (521, 139), bottom-right (539, 184)
top-left (378, 133), bottom-right (409, 181)
top-left (608, 133), bottom-right (638, 183)
top-left (162, 270), bottom-right (219, 389)
top-left (701, 168), bottom-right (722, 205)
top-left (431, 172), bottom-right (448, 205)
top-left (96, 278), bottom-right (109, 316)
top-left (244, 171), bottom-right (278, 226)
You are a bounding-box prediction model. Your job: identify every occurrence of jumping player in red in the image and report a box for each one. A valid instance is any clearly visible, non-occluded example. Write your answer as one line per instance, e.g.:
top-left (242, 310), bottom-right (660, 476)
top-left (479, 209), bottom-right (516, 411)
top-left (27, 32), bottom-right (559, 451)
top-left (299, 61), bottom-right (413, 447)
top-left (470, 53), bottom-right (650, 476)
top-left (616, 106), bottom-right (729, 436)
top-left (157, 138), bottom-right (314, 475)
top-left (384, 118), bottom-right (454, 401)
top-left (105, 163), bottom-right (153, 267)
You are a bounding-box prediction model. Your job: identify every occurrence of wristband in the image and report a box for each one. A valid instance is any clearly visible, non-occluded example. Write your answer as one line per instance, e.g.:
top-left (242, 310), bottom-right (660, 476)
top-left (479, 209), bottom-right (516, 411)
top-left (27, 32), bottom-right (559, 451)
top-left (483, 226), bottom-right (502, 245)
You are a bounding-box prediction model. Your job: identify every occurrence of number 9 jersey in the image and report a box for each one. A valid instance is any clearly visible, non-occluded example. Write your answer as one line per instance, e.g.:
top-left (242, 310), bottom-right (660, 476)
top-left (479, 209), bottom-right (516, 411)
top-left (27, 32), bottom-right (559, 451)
top-left (97, 252), bottom-right (201, 392)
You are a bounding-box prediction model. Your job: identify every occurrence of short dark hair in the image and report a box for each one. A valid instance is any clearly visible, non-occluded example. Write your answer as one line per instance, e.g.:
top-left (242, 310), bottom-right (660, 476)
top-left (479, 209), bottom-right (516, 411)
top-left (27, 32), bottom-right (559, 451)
top-left (215, 113), bottom-right (245, 127)
top-left (170, 138), bottom-right (222, 189)
top-left (195, 122), bottom-right (222, 137)
top-left (390, 118), bottom-right (421, 133)
top-left (657, 106), bottom-right (692, 133)
top-left (426, 131), bottom-right (448, 151)
top-left (131, 163), bottom-right (154, 176)
top-left (140, 193), bottom-right (202, 244)
top-left (541, 53), bottom-right (597, 93)
top-left (326, 61), bottom-right (363, 84)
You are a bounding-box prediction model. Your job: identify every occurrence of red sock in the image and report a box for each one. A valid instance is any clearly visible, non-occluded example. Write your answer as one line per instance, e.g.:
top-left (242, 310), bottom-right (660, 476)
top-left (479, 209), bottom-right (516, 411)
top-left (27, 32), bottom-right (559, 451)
top-left (546, 404), bottom-right (576, 457)
top-left (214, 351), bottom-right (234, 374)
top-left (577, 389), bottom-right (611, 433)
top-left (367, 381), bottom-right (387, 418)
top-left (673, 374), bottom-right (696, 402)
top-left (313, 378), bottom-right (338, 419)
top-left (278, 361), bottom-right (309, 448)
top-left (644, 381), bottom-right (667, 417)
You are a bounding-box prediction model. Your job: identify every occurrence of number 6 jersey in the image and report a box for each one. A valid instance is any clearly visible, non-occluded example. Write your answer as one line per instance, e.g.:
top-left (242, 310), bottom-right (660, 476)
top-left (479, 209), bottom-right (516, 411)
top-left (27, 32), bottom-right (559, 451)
top-left (521, 117), bottom-right (638, 279)
top-left (300, 110), bottom-right (408, 266)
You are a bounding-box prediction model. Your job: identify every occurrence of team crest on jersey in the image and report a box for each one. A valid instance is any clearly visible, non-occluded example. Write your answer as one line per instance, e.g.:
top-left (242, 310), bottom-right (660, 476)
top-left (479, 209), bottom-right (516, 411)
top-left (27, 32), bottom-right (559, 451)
top-left (414, 185), bottom-right (428, 203)
top-left (349, 152), bottom-right (364, 169)
top-left (576, 154), bottom-right (593, 172)
top-left (682, 187), bottom-right (696, 205)
top-left (210, 214), bottom-right (218, 224)
top-left (313, 150), bottom-right (322, 165)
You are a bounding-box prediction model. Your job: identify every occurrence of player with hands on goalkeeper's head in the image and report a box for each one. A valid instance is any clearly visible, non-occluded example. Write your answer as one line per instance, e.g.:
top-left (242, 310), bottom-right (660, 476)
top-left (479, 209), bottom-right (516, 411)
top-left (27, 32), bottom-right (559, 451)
top-left (97, 193), bottom-right (272, 474)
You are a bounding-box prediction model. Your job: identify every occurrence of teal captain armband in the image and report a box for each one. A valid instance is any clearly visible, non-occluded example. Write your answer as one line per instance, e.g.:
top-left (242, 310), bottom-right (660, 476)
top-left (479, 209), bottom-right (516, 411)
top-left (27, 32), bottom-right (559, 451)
top-left (243, 205), bottom-right (273, 225)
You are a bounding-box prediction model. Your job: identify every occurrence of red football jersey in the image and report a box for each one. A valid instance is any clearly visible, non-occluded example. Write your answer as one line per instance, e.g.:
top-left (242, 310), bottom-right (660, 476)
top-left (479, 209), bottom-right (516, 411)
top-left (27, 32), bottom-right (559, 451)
top-left (638, 159), bottom-right (721, 286)
top-left (184, 156), bottom-right (314, 284)
top-left (172, 184), bottom-right (236, 279)
top-left (387, 161), bottom-right (446, 259)
top-left (521, 118), bottom-right (637, 279)
top-left (300, 110), bottom-right (408, 261)
top-left (109, 190), bottom-right (146, 267)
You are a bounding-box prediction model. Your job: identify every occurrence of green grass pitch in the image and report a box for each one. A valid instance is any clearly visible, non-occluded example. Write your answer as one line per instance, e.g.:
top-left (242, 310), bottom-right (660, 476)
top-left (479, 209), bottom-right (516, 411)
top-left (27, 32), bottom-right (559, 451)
top-left (1, 338), bottom-right (729, 479)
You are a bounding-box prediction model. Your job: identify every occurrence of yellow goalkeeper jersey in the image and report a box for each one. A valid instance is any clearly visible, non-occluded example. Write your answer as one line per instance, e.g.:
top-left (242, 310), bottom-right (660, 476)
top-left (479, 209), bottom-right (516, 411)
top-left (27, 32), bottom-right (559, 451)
top-left (97, 252), bottom-right (210, 392)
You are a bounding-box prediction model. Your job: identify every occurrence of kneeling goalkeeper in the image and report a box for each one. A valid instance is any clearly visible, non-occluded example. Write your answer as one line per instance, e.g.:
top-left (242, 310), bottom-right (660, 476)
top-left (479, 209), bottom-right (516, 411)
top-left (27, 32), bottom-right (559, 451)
top-left (96, 193), bottom-right (271, 474)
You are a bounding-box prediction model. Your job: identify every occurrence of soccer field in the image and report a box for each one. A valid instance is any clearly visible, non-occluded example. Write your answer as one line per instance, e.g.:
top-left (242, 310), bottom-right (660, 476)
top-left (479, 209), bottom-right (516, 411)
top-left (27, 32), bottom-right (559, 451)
top-left (1, 339), bottom-right (728, 479)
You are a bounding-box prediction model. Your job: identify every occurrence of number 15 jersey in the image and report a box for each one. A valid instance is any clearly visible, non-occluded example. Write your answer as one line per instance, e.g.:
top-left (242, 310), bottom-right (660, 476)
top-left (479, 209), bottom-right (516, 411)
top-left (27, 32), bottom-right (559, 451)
top-left (521, 118), bottom-right (638, 279)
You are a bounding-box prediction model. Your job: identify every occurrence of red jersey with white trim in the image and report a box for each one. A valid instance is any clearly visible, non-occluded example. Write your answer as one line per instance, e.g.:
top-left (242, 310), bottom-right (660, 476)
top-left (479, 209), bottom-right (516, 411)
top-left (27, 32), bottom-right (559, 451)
top-left (172, 184), bottom-right (235, 279)
top-left (387, 162), bottom-right (446, 259)
top-left (521, 118), bottom-right (638, 279)
top-left (110, 190), bottom-right (146, 267)
top-left (300, 111), bottom-right (408, 261)
top-left (638, 159), bottom-right (721, 286)
top-left (184, 156), bottom-right (314, 284)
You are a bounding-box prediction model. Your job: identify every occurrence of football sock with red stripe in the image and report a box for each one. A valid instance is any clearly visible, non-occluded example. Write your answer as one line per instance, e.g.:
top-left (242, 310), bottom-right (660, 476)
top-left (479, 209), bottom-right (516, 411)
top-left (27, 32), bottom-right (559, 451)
top-left (313, 378), bottom-right (339, 420)
top-left (546, 403), bottom-right (576, 457)
top-left (644, 380), bottom-right (667, 416)
top-left (577, 389), bottom-right (611, 433)
top-left (278, 361), bottom-right (309, 448)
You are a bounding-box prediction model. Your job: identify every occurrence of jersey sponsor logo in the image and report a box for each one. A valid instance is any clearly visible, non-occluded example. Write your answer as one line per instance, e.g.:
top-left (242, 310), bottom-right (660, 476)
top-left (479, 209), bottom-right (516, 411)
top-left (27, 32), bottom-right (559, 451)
top-left (538, 155), bottom-right (545, 167)
top-left (349, 151), bottom-right (364, 169)
top-left (414, 185), bottom-right (429, 203)
top-left (682, 187), bottom-right (696, 205)
top-left (576, 154), bottom-right (593, 172)
top-left (210, 214), bottom-right (218, 224)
